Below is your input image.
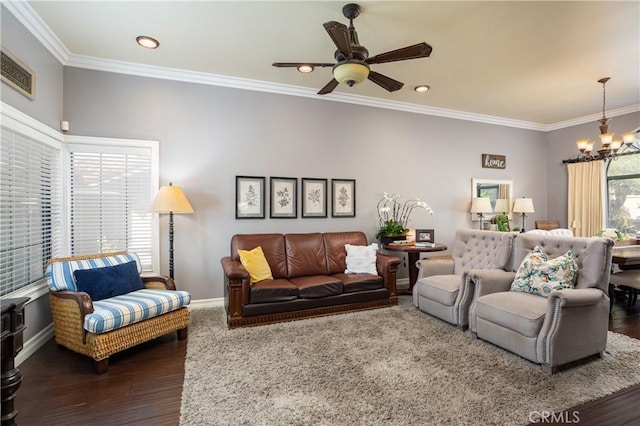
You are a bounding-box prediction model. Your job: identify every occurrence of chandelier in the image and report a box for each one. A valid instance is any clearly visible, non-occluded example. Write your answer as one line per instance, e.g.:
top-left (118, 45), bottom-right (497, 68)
top-left (572, 77), bottom-right (638, 162)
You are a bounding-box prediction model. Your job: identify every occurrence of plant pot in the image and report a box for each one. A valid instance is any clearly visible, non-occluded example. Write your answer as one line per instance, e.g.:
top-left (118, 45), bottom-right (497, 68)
top-left (379, 234), bottom-right (406, 245)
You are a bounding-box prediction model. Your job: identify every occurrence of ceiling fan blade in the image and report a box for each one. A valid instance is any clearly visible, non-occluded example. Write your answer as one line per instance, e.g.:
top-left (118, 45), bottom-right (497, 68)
top-left (323, 21), bottom-right (352, 56)
top-left (366, 42), bottom-right (433, 65)
top-left (317, 78), bottom-right (339, 95)
top-left (272, 62), bottom-right (335, 68)
top-left (367, 71), bottom-right (404, 92)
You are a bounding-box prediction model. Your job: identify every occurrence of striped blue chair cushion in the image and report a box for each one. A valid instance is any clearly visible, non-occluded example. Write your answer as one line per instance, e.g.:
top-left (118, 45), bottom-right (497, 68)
top-left (47, 253), bottom-right (141, 292)
top-left (84, 289), bottom-right (191, 334)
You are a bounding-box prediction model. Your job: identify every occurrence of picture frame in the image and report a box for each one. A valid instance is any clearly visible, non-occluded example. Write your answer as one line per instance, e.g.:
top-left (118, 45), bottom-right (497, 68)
top-left (416, 229), bottom-right (435, 243)
top-left (331, 179), bottom-right (356, 218)
top-left (235, 176), bottom-right (265, 219)
top-left (301, 178), bottom-right (327, 218)
top-left (270, 177), bottom-right (297, 218)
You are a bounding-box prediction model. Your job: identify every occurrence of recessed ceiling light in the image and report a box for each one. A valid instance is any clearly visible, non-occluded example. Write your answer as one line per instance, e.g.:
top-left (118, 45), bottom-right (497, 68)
top-left (136, 36), bottom-right (159, 49)
top-left (414, 85), bottom-right (430, 93)
top-left (297, 65), bottom-right (314, 73)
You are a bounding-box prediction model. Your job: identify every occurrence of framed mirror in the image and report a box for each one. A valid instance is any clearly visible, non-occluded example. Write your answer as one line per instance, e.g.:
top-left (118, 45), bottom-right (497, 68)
top-left (471, 178), bottom-right (513, 220)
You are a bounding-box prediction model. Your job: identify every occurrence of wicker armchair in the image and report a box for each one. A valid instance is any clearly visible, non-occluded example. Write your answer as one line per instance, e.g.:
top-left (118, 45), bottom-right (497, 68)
top-left (47, 252), bottom-right (191, 374)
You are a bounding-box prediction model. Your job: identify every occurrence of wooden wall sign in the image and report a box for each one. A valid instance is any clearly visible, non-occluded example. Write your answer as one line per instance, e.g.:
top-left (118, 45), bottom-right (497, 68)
top-left (1, 48), bottom-right (35, 100)
top-left (482, 154), bottom-right (506, 169)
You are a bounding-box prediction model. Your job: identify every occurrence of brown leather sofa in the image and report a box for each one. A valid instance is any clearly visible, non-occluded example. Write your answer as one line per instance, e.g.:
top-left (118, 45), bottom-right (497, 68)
top-left (221, 231), bottom-right (401, 328)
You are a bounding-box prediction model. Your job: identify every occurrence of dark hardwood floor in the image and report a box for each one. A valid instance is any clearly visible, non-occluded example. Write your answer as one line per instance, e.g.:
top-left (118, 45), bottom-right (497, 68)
top-left (14, 296), bottom-right (640, 426)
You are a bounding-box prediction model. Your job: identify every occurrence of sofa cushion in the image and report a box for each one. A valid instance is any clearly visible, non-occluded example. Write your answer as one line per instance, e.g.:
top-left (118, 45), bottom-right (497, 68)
top-left (250, 279), bottom-right (299, 304)
top-left (475, 291), bottom-right (547, 337)
top-left (511, 246), bottom-right (578, 297)
top-left (285, 233), bottom-right (328, 277)
top-left (344, 243), bottom-right (378, 275)
top-left (331, 273), bottom-right (383, 293)
top-left (84, 289), bottom-right (191, 333)
top-left (238, 246), bottom-right (273, 284)
top-left (47, 252), bottom-right (141, 292)
top-left (415, 274), bottom-right (462, 306)
top-left (73, 261), bottom-right (144, 301)
top-left (290, 275), bottom-right (343, 298)
top-left (324, 231), bottom-right (369, 274)
top-left (231, 234), bottom-right (288, 278)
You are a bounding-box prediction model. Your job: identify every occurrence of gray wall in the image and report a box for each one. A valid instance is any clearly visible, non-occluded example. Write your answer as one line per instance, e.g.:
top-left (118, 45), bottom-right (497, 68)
top-left (1, 6), bottom-right (64, 341)
top-left (546, 112), bottom-right (640, 226)
top-left (1, 4), bottom-right (63, 129)
top-left (63, 67), bottom-right (548, 300)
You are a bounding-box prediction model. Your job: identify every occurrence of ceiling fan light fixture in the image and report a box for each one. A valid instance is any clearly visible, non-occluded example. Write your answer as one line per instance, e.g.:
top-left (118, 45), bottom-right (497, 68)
top-left (136, 35), bottom-right (159, 49)
top-left (297, 65), bottom-right (314, 73)
top-left (414, 85), bottom-right (430, 93)
top-left (333, 62), bottom-right (369, 86)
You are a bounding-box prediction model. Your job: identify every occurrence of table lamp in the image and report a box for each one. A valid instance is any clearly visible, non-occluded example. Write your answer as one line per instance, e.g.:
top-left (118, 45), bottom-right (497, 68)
top-left (470, 197), bottom-right (493, 230)
top-left (512, 197), bottom-right (534, 232)
top-left (494, 198), bottom-right (509, 215)
top-left (150, 182), bottom-right (194, 279)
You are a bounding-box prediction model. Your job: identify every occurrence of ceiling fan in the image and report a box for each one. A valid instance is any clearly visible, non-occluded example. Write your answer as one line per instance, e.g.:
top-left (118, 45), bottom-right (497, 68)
top-left (272, 3), bottom-right (433, 95)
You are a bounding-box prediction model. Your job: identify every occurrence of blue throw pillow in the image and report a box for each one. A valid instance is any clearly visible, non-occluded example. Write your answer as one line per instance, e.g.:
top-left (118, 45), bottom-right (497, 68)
top-left (73, 261), bottom-right (144, 301)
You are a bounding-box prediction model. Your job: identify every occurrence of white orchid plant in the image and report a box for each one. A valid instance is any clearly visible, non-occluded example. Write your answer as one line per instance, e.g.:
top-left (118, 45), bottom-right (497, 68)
top-left (598, 228), bottom-right (624, 241)
top-left (376, 192), bottom-right (434, 238)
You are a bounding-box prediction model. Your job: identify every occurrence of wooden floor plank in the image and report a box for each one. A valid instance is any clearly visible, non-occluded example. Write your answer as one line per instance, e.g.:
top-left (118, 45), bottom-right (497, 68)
top-left (13, 298), bottom-right (640, 425)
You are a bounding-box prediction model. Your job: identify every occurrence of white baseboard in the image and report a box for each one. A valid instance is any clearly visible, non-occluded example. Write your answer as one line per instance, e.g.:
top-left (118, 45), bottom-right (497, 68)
top-left (16, 323), bottom-right (54, 367)
top-left (188, 297), bottom-right (224, 309)
top-left (397, 277), bottom-right (410, 286)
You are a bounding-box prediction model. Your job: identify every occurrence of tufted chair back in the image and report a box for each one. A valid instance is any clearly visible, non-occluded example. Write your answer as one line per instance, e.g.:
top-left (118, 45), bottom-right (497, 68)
top-left (452, 229), bottom-right (517, 274)
top-left (513, 233), bottom-right (613, 292)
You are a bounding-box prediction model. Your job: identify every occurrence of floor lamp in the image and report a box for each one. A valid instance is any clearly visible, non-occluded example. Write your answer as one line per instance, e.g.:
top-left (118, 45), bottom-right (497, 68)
top-left (150, 183), bottom-right (194, 280)
top-left (470, 197), bottom-right (493, 230)
top-left (512, 197), bottom-right (535, 232)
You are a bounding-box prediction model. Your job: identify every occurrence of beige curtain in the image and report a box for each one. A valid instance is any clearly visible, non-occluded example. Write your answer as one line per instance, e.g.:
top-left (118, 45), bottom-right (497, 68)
top-left (498, 184), bottom-right (509, 199)
top-left (567, 161), bottom-right (604, 237)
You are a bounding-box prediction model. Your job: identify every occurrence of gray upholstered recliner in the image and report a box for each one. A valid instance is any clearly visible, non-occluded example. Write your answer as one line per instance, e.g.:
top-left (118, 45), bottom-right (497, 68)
top-left (412, 229), bottom-right (516, 329)
top-left (468, 233), bottom-right (613, 374)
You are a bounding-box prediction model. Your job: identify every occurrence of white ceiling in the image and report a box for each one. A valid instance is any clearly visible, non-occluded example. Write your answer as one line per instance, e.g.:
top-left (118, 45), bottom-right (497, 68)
top-left (19, 1), bottom-right (640, 128)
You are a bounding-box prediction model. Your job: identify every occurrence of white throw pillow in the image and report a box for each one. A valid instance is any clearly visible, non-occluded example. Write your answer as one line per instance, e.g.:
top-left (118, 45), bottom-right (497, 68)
top-left (344, 243), bottom-right (379, 275)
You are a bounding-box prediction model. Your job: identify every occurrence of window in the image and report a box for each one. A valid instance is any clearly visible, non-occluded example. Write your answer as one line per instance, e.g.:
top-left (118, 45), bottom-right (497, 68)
top-left (0, 123), bottom-right (62, 296)
top-left (606, 153), bottom-right (640, 235)
top-left (67, 138), bottom-right (158, 271)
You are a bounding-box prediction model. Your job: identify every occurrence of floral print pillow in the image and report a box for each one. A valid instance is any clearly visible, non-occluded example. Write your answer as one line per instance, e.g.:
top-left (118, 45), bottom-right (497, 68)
top-left (510, 245), bottom-right (578, 297)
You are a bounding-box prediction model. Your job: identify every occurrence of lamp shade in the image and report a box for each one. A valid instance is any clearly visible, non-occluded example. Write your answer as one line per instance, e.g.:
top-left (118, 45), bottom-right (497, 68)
top-left (470, 197), bottom-right (493, 214)
top-left (333, 62), bottom-right (370, 86)
top-left (149, 184), bottom-right (194, 213)
top-left (494, 198), bottom-right (509, 214)
top-left (512, 197), bottom-right (534, 214)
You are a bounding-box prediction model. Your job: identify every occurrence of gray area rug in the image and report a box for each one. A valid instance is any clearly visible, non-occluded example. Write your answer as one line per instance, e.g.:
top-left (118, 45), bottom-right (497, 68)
top-left (180, 298), bottom-right (640, 425)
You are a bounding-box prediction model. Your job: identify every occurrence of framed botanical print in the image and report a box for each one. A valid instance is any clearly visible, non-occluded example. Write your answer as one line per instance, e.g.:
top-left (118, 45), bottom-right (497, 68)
top-left (236, 176), bottom-right (265, 219)
top-left (331, 179), bottom-right (356, 218)
top-left (270, 177), bottom-right (297, 218)
top-left (301, 178), bottom-right (327, 218)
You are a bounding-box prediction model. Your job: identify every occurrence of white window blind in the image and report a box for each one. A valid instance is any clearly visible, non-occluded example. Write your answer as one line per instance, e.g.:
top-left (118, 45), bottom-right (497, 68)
top-left (68, 143), bottom-right (154, 271)
top-left (0, 126), bottom-right (61, 296)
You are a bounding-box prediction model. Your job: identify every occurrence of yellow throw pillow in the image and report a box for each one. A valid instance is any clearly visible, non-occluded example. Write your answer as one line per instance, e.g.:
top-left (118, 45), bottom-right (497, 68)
top-left (237, 246), bottom-right (273, 284)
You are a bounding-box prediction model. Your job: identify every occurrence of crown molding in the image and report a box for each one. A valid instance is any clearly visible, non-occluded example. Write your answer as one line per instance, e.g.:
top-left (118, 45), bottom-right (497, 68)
top-left (3, 0), bottom-right (70, 64)
top-left (66, 53), bottom-right (548, 131)
top-left (545, 104), bottom-right (640, 132)
top-left (7, 0), bottom-right (637, 133)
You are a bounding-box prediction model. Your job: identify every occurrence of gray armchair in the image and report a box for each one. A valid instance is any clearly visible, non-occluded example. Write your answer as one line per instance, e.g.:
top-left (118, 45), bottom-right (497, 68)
top-left (412, 229), bottom-right (516, 329)
top-left (468, 233), bottom-right (613, 374)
